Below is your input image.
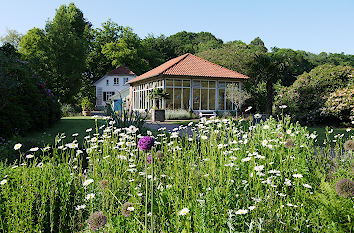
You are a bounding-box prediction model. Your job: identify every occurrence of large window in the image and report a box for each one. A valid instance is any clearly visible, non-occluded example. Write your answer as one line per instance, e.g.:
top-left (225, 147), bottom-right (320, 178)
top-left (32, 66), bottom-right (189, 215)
top-left (165, 79), bottom-right (191, 110)
top-left (218, 81), bottom-right (239, 110)
top-left (132, 79), bottom-right (164, 110)
top-left (103, 91), bottom-right (115, 101)
top-left (192, 80), bottom-right (216, 110)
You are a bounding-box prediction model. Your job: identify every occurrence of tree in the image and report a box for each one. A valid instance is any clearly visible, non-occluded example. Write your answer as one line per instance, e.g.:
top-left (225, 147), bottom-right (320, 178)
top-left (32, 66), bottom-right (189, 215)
top-left (225, 83), bottom-right (250, 118)
top-left (86, 19), bottom-right (123, 83)
top-left (166, 31), bottom-right (223, 58)
top-left (149, 88), bottom-right (170, 109)
top-left (20, 3), bottom-right (90, 104)
top-left (0, 29), bottom-right (23, 49)
top-left (102, 27), bottom-right (149, 75)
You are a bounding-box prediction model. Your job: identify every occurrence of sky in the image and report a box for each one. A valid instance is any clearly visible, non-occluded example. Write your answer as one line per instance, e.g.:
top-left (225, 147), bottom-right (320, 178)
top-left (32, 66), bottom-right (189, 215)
top-left (1, 0), bottom-right (354, 54)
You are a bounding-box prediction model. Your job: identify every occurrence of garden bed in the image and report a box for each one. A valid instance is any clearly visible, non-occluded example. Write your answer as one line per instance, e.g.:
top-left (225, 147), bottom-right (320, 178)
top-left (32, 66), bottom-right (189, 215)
top-left (0, 116), bottom-right (352, 232)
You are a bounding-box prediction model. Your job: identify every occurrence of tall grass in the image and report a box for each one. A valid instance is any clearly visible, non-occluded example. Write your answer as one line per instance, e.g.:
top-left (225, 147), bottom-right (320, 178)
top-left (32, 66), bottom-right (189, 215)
top-left (0, 116), bottom-right (352, 232)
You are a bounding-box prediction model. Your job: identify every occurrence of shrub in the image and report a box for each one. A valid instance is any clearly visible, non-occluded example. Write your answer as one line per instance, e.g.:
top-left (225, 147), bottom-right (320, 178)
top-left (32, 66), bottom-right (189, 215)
top-left (81, 97), bottom-right (94, 111)
top-left (61, 104), bottom-right (80, 117)
top-left (165, 109), bottom-right (197, 120)
top-left (0, 44), bottom-right (61, 138)
top-left (274, 64), bottom-right (354, 125)
top-left (321, 85), bottom-right (354, 124)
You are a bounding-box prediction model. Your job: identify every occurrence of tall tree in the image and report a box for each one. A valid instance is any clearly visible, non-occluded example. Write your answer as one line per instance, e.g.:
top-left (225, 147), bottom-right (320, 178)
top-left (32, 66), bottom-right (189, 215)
top-left (86, 19), bottom-right (123, 83)
top-left (20, 3), bottom-right (89, 104)
top-left (102, 27), bottom-right (149, 75)
top-left (0, 29), bottom-right (23, 49)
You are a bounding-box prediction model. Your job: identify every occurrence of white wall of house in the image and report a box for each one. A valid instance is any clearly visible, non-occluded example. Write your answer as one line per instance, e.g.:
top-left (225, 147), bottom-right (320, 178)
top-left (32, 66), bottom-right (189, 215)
top-left (94, 75), bottom-right (136, 107)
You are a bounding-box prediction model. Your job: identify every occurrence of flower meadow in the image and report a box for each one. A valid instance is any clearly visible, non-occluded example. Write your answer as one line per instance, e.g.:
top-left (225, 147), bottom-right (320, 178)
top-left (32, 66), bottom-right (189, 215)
top-left (0, 116), bottom-right (353, 232)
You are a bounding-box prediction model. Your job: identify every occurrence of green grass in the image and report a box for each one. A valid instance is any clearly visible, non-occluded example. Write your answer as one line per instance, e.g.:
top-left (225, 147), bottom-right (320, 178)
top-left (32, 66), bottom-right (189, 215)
top-left (307, 126), bottom-right (351, 145)
top-left (20, 116), bottom-right (105, 146)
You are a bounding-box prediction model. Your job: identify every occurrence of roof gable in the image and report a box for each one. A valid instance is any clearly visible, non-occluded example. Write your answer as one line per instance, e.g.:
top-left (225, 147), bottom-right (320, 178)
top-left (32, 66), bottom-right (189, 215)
top-left (107, 66), bottom-right (136, 75)
top-left (127, 53), bottom-right (248, 84)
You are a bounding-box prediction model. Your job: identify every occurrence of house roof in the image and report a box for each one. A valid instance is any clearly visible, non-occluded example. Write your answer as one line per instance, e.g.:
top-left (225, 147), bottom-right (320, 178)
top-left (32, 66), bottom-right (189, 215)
top-left (106, 66), bottom-right (136, 75)
top-left (127, 53), bottom-right (249, 84)
top-left (93, 66), bottom-right (136, 86)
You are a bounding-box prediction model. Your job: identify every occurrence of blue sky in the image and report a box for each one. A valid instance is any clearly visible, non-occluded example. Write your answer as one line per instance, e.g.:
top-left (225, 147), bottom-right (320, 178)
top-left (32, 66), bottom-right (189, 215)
top-left (1, 0), bottom-right (354, 54)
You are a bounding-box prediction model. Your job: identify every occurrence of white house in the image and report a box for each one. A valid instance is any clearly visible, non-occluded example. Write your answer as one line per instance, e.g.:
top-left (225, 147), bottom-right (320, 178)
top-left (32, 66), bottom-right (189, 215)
top-left (93, 66), bottom-right (136, 108)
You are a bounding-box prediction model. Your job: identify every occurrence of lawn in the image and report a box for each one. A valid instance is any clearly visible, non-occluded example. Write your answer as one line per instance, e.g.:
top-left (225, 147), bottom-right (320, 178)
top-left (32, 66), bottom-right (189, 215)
top-left (19, 116), bottom-right (105, 146)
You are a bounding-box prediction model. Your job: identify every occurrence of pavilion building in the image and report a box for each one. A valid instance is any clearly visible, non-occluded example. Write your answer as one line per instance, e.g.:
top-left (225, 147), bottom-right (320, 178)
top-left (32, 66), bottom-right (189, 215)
top-left (127, 53), bottom-right (249, 114)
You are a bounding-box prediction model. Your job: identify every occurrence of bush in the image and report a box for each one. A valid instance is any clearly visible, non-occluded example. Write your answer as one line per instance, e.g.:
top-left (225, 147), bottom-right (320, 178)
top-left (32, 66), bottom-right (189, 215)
top-left (321, 85), bottom-right (354, 124)
top-left (274, 64), bottom-right (354, 125)
top-left (61, 104), bottom-right (80, 117)
top-left (165, 109), bottom-right (197, 120)
top-left (81, 97), bottom-right (94, 111)
top-left (0, 44), bottom-right (61, 138)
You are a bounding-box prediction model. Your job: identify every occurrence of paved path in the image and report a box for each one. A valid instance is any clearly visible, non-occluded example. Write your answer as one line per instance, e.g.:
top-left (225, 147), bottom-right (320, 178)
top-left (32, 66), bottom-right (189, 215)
top-left (144, 121), bottom-right (195, 137)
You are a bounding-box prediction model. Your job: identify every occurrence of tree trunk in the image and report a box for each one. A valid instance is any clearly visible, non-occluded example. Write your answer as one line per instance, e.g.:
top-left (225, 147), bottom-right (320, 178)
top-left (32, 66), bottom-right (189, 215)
top-left (266, 78), bottom-right (274, 115)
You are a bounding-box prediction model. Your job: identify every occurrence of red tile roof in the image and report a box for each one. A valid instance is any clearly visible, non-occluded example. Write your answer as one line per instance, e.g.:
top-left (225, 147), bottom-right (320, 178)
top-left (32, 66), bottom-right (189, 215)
top-left (107, 66), bottom-right (136, 75)
top-left (127, 53), bottom-right (248, 84)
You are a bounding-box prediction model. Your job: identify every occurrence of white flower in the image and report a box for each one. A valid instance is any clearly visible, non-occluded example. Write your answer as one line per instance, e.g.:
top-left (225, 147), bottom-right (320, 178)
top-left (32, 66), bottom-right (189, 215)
top-left (83, 179), bottom-right (94, 186)
top-left (0, 179), bottom-right (7, 185)
top-left (201, 135), bottom-right (208, 140)
top-left (263, 125), bottom-right (270, 130)
top-left (86, 128), bottom-right (92, 132)
top-left (235, 209), bottom-right (248, 215)
top-left (126, 125), bottom-right (138, 134)
top-left (245, 106), bottom-right (252, 112)
top-left (346, 128), bottom-right (351, 132)
top-left (248, 206), bottom-right (256, 210)
top-left (279, 105), bottom-right (287, 109)
top-left (26, 154), bottom-right (34, 159)
top-left (284, 178), bottom-right (292, 186)
top-left (241, 157), bottom-right (252, 162)
top-left (303, 183), bottom-right (312, 189)
top-left (254, 165), bottom-right (264, 172)
top-left (292, 174), bottom-right (303, 178)
top-left (85, 193), bottom-right (95, 200)
top-left (29, 147), bottom-right (39, 152)
top-left (72, 133), bottom-right (79, 137)
top-left (309, 133), bottom-right (317, 139)
top-left (262, 140), bottom-right (268, 147)
top-left (178, 208), bottom-right (190, 216)
top-left (286, 129), bottom-right (292, 134)
top-left (127, 206), bottom-right (135, 211)
top-left (254, 114), bottom-right (262, 119)
top-left (14, 143), bottom-right (22, 150)
top-left (75, 204), bottom-right (86, 210)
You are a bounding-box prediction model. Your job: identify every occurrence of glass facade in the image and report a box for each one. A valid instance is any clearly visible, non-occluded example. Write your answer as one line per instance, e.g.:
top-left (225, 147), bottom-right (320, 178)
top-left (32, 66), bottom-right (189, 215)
top-left (132, 78), bottom-right (240, 111)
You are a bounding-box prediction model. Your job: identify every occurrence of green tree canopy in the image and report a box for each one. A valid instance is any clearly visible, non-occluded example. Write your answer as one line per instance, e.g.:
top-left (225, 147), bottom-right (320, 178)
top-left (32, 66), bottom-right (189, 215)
top-left (0, 29), bottom-right (23, 49)
top-left (20, 3), bottom-right (89, 104)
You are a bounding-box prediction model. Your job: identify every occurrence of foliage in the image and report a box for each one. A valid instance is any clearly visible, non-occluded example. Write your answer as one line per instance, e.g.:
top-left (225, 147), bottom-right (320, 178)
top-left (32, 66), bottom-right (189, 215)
top-left (20, 3), bottom-right (90, 104)
top-left (321, 85), bottom-right (354, 124)
top-left (0, 116), bottom-right (352, 232)
top-left (148, 88), bottom-right (170, 109)
top-left (106, 102), bottom-right (147, 130)
top-left (165, 109), bottom-right (196, 120)
top-left (0, 29), bottom-right (23, 49)
top-left (81, 97), bottom-right (94, 111)
top-left (274, 65), bottom-right (354, 125)
top-left (101, 27), bottom-right (149, 75)
top-left (85, 19), bottom-right (124, 83)
top-left (225, 83), bottom-right (250, 117)
top-left (61, 104), bottom-right (81, 117)
top-left (0, 44), bottom-right (61, 138)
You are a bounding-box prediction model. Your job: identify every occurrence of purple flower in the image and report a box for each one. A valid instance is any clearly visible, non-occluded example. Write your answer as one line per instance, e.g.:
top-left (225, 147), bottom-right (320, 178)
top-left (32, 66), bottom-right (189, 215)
top-left (138, 136), bottom-right (154, 151)
top-left (147, 154), bottom-right (152, 164)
